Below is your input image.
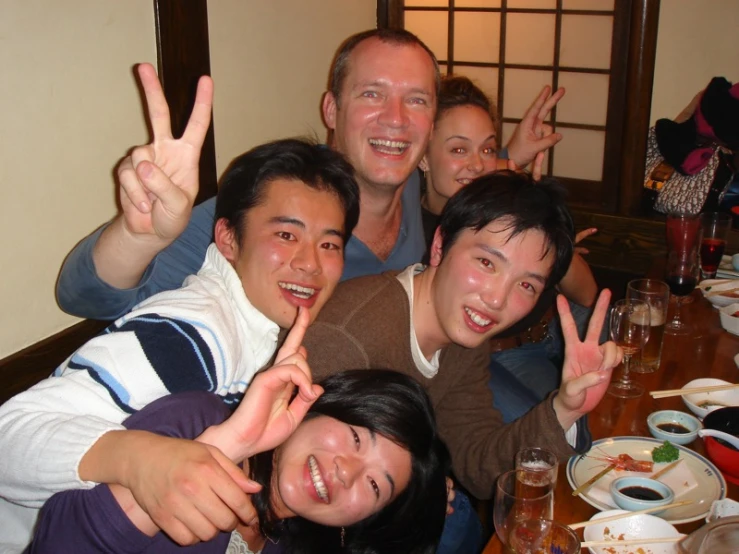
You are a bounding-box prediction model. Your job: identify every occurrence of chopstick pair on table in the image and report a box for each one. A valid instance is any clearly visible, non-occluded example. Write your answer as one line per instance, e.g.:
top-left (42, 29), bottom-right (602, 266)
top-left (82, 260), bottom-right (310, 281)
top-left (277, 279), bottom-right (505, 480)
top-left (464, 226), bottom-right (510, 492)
top-left (650, 382), bottom-right (739, 399)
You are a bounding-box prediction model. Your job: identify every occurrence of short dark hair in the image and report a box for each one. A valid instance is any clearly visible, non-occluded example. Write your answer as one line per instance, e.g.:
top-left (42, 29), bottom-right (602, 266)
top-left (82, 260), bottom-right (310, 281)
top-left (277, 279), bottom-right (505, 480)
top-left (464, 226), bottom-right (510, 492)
top-left (214, 138), bottom-right (360, 244)
top-left (328, 28), bottom-right (441, 107)
top-left (437, 75), bottom-right (497, 127)
top-left (251, 369), bottom-right (450, 554)
top-left (439, 171), bottom-right (574, 287)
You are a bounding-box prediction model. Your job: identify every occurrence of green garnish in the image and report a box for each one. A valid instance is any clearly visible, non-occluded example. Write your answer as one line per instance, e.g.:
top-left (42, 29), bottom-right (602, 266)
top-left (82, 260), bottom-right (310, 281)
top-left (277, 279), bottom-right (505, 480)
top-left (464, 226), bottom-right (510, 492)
top-left (652, 440), bottom-right (679, 463)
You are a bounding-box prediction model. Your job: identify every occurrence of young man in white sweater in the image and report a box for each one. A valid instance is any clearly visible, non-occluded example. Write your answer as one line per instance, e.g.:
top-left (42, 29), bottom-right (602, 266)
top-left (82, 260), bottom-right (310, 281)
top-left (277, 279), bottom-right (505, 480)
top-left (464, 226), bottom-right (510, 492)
top-left (0, 66), bottom-right (360, 552)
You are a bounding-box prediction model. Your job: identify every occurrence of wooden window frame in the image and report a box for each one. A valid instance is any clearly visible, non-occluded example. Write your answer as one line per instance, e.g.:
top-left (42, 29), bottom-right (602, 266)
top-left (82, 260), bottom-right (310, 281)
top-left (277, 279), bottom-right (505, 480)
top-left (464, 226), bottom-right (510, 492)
top-left (378, 0), bottom-right (661, 217)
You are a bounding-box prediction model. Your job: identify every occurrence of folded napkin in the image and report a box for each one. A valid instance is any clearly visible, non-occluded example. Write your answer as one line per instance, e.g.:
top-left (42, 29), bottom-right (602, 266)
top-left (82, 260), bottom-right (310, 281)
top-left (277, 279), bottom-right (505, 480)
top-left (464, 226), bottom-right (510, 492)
top-left (584, 460), bottom-right (698, 508)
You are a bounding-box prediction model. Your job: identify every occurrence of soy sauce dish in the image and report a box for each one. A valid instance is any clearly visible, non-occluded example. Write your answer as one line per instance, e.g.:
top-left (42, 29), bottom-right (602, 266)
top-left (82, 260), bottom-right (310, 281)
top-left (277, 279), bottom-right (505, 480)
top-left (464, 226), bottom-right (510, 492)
top-left (610, 477), bottom-right (675, 513)
top-left (647, 409), bottom-right (702, 445)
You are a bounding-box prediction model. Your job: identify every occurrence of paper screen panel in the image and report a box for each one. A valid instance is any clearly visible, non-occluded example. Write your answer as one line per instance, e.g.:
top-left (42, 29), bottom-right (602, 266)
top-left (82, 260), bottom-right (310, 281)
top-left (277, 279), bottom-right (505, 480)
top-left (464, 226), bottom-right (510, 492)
top-left (405, 11), bottom-right (449, 62)
top-left (502, 69), bottom-right (553, 120)
top-left (553, 128), bottom-right (605, 181)
top-left (505, 13), bottom-right (555, 66)
top-left (453, 11), bottom-right (500, 64)
top-left (507, 0), bottom-right (556, 8)
top-left (456, 0), bottom-right (501, 7)
top-left (454, 66), bottom-right (500, 103)
top-left (405, 0), bottom-right (448, 7)
top-left (557, 72), bottom-right (609, 126)
top-left (563, 0), bottom-right (613, 10)
top-left (560, 14), bottom-right (613, 69)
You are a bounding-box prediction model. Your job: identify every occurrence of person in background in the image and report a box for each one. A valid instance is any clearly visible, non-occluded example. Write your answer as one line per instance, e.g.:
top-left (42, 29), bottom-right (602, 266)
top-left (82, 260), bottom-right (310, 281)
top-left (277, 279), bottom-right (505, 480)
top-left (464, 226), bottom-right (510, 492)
top-left (418, 75), bottom-right (599, 422)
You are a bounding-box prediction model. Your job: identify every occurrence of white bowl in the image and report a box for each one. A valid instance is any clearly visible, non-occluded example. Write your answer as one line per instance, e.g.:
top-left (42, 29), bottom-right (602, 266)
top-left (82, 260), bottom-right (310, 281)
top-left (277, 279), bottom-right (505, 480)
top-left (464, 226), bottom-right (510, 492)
top-left (583, 510), bottom-right (682, 554)
top-left (700, 279), bottom-right (739, 308)
top-left (682, 378), bottom-right (739, 419)
top-left (719, 303), bottom-right (739, 335)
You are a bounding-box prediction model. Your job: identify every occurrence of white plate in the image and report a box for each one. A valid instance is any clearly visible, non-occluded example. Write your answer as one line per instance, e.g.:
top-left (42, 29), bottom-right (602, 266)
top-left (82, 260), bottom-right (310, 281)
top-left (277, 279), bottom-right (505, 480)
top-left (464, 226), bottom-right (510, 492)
top-left (583, 510), bottom-right (682, 554)
top-left (716, 255), bottom-right (739, 279)
top-left (700, 279), bottom-right (739, 308)
top-left (567, 437), bottom-right (726, 524)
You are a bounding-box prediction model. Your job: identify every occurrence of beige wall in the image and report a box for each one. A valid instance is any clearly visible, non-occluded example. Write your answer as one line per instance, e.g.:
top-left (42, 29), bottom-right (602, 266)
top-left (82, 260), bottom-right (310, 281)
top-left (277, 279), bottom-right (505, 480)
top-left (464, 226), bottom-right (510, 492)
top-left (0, 0), bottom-right (374, 358)
top-left (650, 0), bottom-right (739, 124)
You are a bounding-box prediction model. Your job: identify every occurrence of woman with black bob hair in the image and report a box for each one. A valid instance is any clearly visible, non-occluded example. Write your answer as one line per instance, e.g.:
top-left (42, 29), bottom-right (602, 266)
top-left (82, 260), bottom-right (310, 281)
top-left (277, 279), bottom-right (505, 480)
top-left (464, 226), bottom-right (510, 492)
top-left (253, 369), bottom-right (451, 554)
top-left (31, 368), bottom-right (450, 554)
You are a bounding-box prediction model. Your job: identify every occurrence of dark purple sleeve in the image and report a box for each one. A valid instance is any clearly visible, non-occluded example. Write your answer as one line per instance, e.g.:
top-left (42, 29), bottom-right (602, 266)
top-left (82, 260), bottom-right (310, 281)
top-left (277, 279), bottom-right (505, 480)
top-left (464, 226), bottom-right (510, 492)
top-left (29, 392), bottom-right (234, 554)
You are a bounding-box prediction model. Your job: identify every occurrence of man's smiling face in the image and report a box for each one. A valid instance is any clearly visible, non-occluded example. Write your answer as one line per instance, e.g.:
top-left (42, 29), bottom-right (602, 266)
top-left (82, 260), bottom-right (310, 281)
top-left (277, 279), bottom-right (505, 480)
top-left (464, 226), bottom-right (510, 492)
top-left (426, 219), bottom-right (554, 350)
top-left (323, 37), bottom-right (437, 193)
top-left (216, 178), bottom-right (346, 328)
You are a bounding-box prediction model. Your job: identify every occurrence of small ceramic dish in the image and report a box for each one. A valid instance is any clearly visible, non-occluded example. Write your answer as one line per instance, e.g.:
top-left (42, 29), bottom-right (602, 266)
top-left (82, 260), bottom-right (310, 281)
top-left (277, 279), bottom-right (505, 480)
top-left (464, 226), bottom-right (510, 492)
top-left (719, 303), bottom-right (739, 336)
top-left (682, 378), bottom-right (739, 419)
top-left (706, 498), bottom-right (739, 522)
top-left (583, 510), bottom-right (682, 554)
top-left (700, 279), bottom-right (739, 308)
top-left (610, 476), bottom-right (674, 514)
top-left (648, 410), bottom-right (702, 445)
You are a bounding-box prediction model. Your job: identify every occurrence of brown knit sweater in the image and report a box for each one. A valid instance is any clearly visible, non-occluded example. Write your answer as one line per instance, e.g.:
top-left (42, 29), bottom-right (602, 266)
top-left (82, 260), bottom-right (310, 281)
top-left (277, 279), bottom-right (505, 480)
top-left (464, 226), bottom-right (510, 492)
top-left (303, 272), bottom-right (575, 499)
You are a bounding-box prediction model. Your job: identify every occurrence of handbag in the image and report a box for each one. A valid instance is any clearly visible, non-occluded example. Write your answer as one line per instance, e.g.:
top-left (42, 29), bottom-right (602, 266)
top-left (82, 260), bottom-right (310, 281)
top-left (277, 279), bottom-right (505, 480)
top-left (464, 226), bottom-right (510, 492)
top-left (643, 126), bottom-right (727, 215)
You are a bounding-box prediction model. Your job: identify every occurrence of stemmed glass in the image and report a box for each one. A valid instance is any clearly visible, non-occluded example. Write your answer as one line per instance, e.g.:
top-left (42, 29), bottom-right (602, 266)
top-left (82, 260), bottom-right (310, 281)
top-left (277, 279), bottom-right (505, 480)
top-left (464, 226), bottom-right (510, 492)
top-left (665, 250), bottom-right (701, 335)
top-left (493, 469), bottom-right (554, 547)
top-left (607, 299), bottom-right (650, 399)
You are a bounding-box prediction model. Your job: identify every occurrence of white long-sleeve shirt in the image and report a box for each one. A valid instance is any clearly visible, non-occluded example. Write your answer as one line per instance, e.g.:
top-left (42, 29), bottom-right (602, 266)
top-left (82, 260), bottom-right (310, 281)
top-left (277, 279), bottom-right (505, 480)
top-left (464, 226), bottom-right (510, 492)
top-left (0, 244), bottom-right (279, 550)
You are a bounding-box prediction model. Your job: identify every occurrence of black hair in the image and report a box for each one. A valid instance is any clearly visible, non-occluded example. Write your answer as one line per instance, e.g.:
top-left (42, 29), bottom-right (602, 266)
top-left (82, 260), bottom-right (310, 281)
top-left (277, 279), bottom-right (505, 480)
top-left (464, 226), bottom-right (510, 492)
top-left (214, 138), bottom-right (360, 244)
top-left (328, 28), bottom-right (441, 107)
top-left (439, 170), bottom-right (574, 288)
top-left (436, 75), bottom-right (497, 126)
top-left (249, 369), bottom-right (450, 554)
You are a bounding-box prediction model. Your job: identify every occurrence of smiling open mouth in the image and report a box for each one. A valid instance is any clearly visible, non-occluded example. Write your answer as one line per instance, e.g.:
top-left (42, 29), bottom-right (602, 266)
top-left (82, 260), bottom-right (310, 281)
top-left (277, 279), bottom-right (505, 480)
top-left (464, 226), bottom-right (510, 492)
top-left (279, 282), bottom-right (316, 299)
top-left (368, 138), bottom-right (410, 155)
top-left (465, 306), bottom-right (492, 327)
top-left (308, 455), bottom-right (329, 504)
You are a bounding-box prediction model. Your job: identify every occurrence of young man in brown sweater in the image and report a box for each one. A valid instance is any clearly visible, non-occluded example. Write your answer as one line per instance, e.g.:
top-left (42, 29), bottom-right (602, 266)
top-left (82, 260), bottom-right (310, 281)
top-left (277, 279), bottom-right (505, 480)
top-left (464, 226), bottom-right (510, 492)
top-left (302, 171), bottom-right (622, 501)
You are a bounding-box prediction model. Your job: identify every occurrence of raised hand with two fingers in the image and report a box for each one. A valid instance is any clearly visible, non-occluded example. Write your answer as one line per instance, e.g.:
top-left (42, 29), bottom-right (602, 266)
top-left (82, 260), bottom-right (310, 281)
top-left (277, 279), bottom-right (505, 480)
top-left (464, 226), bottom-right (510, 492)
top-left (505, 85), bottom-right (565, 169)
top-left (552, 289), bottom-right (623, 428)
top-left (118, 62), bottom-right (213, 244)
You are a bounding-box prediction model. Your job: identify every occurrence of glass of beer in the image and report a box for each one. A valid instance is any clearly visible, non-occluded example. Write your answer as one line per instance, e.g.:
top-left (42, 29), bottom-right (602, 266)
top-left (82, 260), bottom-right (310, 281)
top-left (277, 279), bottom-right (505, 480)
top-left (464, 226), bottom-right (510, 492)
top-left (626, 279), bottom-right (669, 373)
top-left (700, 212), bottom-right (731, 279)
top-left (493, 470), bottom-right (554, 546)
top-left (515, 447), bottom-right (558, 486)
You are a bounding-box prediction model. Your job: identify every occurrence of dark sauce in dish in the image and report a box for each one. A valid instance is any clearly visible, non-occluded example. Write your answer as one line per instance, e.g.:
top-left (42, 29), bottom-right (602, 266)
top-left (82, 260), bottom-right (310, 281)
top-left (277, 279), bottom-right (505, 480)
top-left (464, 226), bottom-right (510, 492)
top-left (656, 422), bottom-right (690, 434)
top-left (619, 486), bottom-right (664, 501)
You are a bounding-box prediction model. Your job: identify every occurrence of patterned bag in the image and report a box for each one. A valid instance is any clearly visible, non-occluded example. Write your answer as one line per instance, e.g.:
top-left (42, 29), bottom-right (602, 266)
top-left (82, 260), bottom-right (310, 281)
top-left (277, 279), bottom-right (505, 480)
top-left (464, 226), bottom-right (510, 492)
top-left (643, 126), bottom-right (723, 215)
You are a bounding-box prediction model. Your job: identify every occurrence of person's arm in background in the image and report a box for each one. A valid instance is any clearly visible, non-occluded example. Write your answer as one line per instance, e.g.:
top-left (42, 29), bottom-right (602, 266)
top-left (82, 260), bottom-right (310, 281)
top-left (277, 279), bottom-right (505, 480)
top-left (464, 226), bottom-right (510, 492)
top-left (556, 228), bottom-right (599, 308)
top-left (56, 63), bottom-right (213, 320)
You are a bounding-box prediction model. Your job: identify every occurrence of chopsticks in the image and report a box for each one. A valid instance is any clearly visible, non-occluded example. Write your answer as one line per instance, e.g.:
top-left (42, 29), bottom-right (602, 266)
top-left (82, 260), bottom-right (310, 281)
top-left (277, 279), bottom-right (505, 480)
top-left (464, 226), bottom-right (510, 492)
top-left (698, 278), bottom-right (735, 289)
top-left (571, 465), bottom-right (614, 497)
top-left (705, 287), bottom-right (739, 298)
top-left (650, 383), bottom-right (739, 398)
top-left (650, 459), bottom-right (682, 480)
top-left (581, 537), bottom-right (682, 548)
top-left (568, 500), bottom-right (692, 530)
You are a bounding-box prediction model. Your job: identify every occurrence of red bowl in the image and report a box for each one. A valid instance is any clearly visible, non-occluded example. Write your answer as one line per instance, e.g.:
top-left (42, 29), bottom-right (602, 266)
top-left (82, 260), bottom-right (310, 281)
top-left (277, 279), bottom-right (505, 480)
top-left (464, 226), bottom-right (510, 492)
top-left (702, 407), bottom-right (739, 484)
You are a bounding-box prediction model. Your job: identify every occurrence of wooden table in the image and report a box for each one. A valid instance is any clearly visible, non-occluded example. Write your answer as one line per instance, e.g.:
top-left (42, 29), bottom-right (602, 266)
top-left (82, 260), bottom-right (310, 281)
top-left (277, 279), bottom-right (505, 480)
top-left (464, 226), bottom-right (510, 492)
top-left (483, 291), bottom-right (739, 553)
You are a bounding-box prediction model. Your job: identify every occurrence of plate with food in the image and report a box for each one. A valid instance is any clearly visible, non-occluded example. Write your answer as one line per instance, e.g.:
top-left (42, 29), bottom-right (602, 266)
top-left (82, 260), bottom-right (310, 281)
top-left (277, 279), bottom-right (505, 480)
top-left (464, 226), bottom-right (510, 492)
top-left (567, 437), bottom-right (726, 524)
top-left (699, 278), bottom-right (739, 308)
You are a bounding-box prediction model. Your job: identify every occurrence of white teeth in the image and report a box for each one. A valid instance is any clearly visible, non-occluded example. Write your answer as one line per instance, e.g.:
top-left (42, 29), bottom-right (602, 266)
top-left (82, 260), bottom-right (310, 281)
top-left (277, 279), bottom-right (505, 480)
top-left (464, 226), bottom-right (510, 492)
top-left (465, 307), bottom-right (491, 327)
top-left (457, 179), bottom-right (472, 185)
top-left (308, 455), bottom-right (329, 503)
top-left (368, 138), bottom-right (410, 153)
top-left (279, 282), bottom-right (315, 299)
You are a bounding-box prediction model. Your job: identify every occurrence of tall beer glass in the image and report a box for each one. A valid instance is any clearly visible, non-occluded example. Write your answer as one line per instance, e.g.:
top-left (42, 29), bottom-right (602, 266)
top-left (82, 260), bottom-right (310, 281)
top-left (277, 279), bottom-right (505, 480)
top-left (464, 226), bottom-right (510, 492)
top-left (627, 279), bottom-right (670, 373)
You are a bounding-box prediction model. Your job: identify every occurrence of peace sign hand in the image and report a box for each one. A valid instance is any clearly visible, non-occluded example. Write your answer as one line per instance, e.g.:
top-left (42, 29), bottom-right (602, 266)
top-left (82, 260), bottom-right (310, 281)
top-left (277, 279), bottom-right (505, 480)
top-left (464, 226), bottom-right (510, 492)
top-left (117, 63), bottom-right (213, 245)
top-left (199, 308), bottom-right (322, 462)
top-left (552, 290), bottom-right (623, 429)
